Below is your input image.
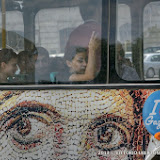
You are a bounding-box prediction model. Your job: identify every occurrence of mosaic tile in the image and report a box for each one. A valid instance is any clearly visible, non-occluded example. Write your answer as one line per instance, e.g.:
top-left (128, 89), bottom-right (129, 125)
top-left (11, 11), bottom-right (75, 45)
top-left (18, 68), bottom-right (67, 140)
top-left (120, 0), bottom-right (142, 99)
top-left (0, 89), bottom-right (155, 159)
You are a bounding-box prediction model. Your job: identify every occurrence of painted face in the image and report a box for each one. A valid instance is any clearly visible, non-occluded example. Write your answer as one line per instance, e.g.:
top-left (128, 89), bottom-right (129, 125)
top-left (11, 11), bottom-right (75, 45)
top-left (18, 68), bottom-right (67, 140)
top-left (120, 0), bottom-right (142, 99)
top-left (0, 89), bottom-right (153, 159)
top-left (3, 58), bottom-right (18, 77)
top-left (67, 52), bottom-right (87, 74)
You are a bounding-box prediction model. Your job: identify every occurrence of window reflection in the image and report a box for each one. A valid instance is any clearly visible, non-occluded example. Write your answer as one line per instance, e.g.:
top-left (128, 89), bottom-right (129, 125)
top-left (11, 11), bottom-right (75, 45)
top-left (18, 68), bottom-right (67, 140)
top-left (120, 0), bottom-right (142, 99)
top-left (143, 2), bottom-right (160, 80)
top-left (0, 0), bottom-right (103, 84)
top-left (116, 3), bottom-right (140, 81)
top-left (35, 47), bottom-right (52, 83)
top-left (35, 0), bottom-right (102, 84)
top-left (116, 42), bottom-right (140, 81)
top-left (0, 11), bottom-right (24, 51)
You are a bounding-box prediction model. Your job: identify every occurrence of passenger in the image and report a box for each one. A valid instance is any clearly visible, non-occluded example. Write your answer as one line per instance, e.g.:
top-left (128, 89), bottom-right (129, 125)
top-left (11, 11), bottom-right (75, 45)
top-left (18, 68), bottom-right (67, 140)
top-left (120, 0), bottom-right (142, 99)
top-left (56, 47), bottom-right (87, 82)
top-left (31, 47), bottom-right (38, 62)
top-left (18, 50), bottom-right (35, 74)
top-left (57, 31), bottom-right (100, 82)
top-left (17, 50), bottom-right (36, 82)
top-left (0, 48), bottom-right (18, 83)
top-left (65, 0), bottom-right (102, 73)
top-left (116, 43), bottom-right (140, 81)
top-left (35, 47), bottom-right (52, 83)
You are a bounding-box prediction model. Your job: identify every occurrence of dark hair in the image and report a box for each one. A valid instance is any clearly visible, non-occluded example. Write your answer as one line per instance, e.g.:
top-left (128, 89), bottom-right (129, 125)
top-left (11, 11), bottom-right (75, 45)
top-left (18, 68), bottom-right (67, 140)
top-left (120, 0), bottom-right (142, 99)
top-left (64, 46), bottom-right (87, 61)
top-left (119, 48), bottom-right (125, 58)
top-left (116, 42), bottom-right (125, 59)
top-left (79, 0), bottom-right (101, 21)
top-left (37, 47), bottom-right (49, 59)
top-left (0, 48), bottom-right (17, 64)
top-left (18, 50), bottom-right (33, 62)
top-left (30, 47), bottom-right (38, 56)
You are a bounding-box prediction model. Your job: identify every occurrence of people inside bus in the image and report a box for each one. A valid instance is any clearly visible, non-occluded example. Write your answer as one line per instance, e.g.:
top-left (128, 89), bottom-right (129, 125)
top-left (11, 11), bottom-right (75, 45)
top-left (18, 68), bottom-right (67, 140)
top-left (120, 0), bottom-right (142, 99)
top-left (56, 47), bottom-right (87, 82)
top-left (57, 31), bottom-right (100, 82)
top-left (17, 50), bottom-right (36, 82)
top-left (116, 43), bottom-right (140, 81)
top-left (0, 48), bottom-right (18, 83)
top-left (35, 47), bottom-right (50, 83)
top-left (35, 47), bottom-right (56, 83)
top-left (65, 0), bottom-right (102, 74)
top-left (18, 51), bottom-right (36, 74)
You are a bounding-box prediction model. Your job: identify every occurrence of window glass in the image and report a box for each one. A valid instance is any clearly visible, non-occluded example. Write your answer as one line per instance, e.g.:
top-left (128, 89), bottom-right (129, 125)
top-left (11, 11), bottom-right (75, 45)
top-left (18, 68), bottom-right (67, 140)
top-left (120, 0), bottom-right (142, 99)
top-left (143, 2), bottom-right (160, 80)
top-left (116, 4), bottom-right (131, 55)
top-left (0, 11), bottom-right (24, 52)
top-left (34, 1), bottom-right (102, 84)
top-left (0, 10), bottom-right (24, 83)
top-left (116, 3), bottom-right (140, 81)
top-left (151, 55), bottom-right (159, 62)
top-left (35, 8), bottom-right (83, 57)
top-left (0, 0), bottom-right (103, 84)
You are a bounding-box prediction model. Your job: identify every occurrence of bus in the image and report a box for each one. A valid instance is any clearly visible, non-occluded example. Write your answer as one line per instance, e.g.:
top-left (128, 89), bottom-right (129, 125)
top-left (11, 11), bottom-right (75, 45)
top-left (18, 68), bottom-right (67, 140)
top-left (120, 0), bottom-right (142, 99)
top-left (0, 0), bottom-right (160, 160)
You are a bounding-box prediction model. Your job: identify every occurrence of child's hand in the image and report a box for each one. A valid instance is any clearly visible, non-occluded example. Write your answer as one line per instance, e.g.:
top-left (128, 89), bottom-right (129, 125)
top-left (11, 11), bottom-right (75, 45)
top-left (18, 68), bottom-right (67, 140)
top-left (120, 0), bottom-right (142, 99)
top-left (88, 31), bottom-right (101, 53)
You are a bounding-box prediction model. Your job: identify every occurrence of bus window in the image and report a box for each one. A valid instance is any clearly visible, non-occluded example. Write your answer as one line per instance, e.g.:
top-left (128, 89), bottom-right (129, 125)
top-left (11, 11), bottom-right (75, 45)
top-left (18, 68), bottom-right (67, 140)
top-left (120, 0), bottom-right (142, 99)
top-left (34, 0), bottom-right (102, 84)
top-left (35, 8), bottom-right (83, 57)
top-left (143, 2), bottom-right (160, 80)
top-left (0, 11), bottom-right (24, 52)
top-left (0, 9), bottom-right (25, 83)
top-left (0, 0), bottom-right (105, 85)
top-left (116, 3), bottom-right (140, 81)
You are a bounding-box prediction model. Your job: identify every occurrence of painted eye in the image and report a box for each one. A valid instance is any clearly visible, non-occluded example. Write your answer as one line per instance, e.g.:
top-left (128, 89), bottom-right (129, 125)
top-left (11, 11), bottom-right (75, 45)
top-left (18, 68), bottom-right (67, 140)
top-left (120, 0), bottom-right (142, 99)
top-left (85, 114), bottom-right (133, 151)
top-left (0, 101), bottom-right (64, 159)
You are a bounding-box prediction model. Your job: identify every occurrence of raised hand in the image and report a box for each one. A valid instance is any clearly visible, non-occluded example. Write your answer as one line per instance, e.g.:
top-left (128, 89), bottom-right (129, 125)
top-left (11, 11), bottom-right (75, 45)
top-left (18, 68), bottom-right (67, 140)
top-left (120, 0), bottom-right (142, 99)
top-left (88, 31), bottom-right (101, 54)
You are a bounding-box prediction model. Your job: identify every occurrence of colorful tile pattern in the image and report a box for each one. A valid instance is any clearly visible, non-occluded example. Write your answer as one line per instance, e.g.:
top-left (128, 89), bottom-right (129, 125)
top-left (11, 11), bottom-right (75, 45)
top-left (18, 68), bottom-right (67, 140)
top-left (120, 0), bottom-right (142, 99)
top-left (0, 89), bottom-right (155, 159)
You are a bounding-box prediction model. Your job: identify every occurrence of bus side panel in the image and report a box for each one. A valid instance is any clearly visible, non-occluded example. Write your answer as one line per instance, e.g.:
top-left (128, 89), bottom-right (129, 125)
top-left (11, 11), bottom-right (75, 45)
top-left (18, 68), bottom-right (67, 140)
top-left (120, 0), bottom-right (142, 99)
top-left (0, 89), bottom-right (154, 159)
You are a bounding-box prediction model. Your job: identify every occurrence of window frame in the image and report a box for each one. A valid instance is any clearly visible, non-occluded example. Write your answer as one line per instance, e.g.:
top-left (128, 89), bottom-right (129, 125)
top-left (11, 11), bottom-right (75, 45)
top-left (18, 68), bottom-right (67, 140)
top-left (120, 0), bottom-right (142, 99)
top-left (109, 0), bottom-right (160, 87)
top-left (0, 0), bottom-right (108, 89)
top-left (1, 0), bottom-right (160, 89)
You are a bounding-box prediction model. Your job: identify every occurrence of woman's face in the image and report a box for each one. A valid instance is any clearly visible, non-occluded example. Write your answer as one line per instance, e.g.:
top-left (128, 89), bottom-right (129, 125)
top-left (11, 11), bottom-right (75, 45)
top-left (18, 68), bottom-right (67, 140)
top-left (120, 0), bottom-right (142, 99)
top-left (67, 52), bottom-right (87, 74)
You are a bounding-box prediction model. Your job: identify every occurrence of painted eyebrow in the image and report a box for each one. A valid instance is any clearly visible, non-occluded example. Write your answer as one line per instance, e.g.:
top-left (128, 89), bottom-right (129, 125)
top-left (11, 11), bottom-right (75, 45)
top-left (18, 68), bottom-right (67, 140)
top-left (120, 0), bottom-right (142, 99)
top-left (0, 101), bottom-right (61, 130)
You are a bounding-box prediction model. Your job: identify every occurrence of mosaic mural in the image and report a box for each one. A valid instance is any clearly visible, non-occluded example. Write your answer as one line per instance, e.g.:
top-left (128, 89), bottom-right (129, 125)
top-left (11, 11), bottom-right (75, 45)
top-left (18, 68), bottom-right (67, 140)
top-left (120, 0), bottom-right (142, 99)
top-left (0, 89), bottom-right (156, 159)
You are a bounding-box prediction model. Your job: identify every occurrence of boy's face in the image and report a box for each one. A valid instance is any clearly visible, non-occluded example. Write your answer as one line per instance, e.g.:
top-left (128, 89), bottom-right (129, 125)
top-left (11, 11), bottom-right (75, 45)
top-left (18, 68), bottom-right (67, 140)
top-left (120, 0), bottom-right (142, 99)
top-left (67, 52), bottom-right (87, 74)
top-left (3, 58), bottom-right (18, 77)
